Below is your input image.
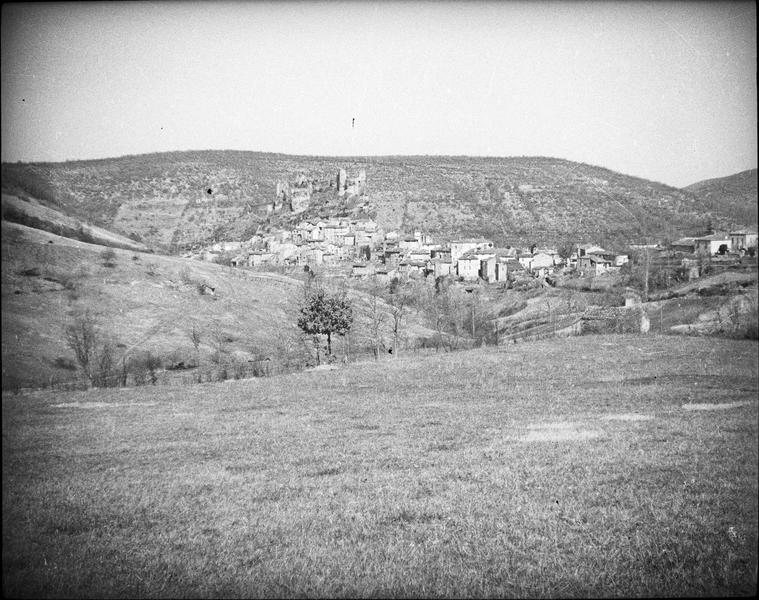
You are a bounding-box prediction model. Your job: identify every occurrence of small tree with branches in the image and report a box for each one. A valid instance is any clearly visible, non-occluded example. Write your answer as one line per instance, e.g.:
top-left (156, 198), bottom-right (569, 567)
top-left (297, 287), bottom-right (353, 364)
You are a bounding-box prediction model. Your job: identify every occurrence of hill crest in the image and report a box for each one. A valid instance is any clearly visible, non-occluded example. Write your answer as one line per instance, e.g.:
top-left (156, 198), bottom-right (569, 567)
top-left (3, 151), bottom-right (755, 252)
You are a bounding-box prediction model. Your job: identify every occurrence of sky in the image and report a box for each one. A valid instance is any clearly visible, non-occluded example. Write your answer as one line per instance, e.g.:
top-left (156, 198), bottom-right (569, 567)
top-left (1, 1), bottom-right (756, 188)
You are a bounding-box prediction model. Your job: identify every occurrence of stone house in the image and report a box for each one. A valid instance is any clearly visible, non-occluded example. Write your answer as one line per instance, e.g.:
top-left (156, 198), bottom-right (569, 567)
top-left (479, 255), bottom-right (497, 283)
top-left (383, 248), bottom-right (401, 267)
top-left (495, 261), bottom-right (509, 282)
top-left (588, 251), bottom-right (628, 268)
top-left (577, 244), bottom-right (606, 257)
top-left (399, 260), bottom-right (427, 277)
top-left (432, 258), bottom-right (453, 278)
top-left (729, 230), bottom-right (758, 252)
top-left (302, 247), bottom-right (323, 265)
top-left (322, 223), bottom-right (350, 245)
top-left (694, 233), bottom-right (731, 256)
top-left (577, 254), bottom-right (612, 275)
top-left (408, 249), bottom-right (432, 263)
top-left (671, 237), bottom-right (696, 253)
top-left (431, 247), bottom-right (452, 261)
top-left (451, 239), bottom-right (494, 263)
top-left (457, 252), bottom-right (482, 281)
top-left (249, 251), bottom-right (275, 267)
top-left (528, 252), bottom-right (555, 275)
top-left (399, 237), bottom-right (422, 251)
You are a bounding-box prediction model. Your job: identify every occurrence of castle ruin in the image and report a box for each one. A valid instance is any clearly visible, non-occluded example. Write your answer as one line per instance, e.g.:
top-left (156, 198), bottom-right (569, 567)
top-left (272, 168), bottom-right (366, 214)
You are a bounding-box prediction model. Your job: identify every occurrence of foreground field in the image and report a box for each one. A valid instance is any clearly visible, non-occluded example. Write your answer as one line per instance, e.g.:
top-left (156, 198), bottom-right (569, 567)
top-left (2, 335), bottom-right (758, 598)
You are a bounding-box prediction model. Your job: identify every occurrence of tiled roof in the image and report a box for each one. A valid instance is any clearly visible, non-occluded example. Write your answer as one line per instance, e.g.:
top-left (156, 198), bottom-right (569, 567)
top-left (695, 233), bottom-right (730, 241)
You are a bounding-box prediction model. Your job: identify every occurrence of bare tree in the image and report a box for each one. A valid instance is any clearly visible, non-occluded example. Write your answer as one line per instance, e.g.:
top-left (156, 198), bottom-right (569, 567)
top-left (387, 278), bottom-right (410, 357)
top-left (366, 276), bottom-right (387, 359)
top-left (65, 311), bottom-right (99, 383)
top-left (189, 324), bottom-right (202, 366)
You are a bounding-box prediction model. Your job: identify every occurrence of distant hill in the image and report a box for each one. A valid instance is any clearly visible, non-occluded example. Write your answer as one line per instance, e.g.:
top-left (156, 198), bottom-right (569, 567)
top-left (2, 151), bottom-right (753, 252)
top-left (684, 169), bottom-right (758, 230)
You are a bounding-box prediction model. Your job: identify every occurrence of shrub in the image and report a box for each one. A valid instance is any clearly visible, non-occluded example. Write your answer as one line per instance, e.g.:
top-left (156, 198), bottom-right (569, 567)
top-left (100, 248), bottom-right (117, 268)
top-left (179, 266), bottom-right (194, 285)
top-left (54, 356), bottom-right (77, 371)
top-left (129, 351), bottom-right (162, 385)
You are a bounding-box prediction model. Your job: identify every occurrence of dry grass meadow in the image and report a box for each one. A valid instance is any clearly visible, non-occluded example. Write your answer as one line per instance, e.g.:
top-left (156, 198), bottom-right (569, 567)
top-left (2, 334), bottom-right (757, 598)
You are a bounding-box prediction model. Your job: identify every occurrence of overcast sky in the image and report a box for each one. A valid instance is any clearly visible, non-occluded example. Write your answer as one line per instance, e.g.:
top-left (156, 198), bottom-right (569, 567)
top-left (1, 1), bottom-right (756, 187)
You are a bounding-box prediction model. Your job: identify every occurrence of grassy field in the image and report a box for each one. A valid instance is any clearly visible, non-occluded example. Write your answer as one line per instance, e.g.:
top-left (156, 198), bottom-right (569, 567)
top-left (2, 334), bottom-right (758, 598)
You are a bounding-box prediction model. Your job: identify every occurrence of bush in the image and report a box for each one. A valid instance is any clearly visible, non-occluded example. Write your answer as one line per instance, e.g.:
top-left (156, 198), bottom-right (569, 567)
top-left (129, 351), bottom-right (162, 385)
top-left (54, 357), bottom-right (77, 371)
top-left (100, 248), bottom-right (117, 268)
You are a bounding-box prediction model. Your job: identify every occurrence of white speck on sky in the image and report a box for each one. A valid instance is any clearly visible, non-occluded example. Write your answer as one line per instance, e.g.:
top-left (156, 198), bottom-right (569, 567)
top-left (1, 0), bottom-right (756, 188)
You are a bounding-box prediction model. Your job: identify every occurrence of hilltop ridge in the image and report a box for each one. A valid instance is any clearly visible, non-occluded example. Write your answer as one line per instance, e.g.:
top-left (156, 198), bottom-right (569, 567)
top-left (2, 151), bottom-right (756, 253)
top-left (684, 168), bottom-right (758, 228)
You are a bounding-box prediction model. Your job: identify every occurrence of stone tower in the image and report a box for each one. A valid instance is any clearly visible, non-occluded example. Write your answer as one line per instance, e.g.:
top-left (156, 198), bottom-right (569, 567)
top-left (337, 169), bottom-right (348, 196)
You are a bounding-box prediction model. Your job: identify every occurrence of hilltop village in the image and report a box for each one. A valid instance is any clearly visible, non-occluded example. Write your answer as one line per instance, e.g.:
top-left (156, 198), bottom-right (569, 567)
top-left (188, 168), bottom-right (759, 286)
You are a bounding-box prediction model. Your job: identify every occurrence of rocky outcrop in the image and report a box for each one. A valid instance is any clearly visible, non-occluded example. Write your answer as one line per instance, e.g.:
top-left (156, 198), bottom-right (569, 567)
top-left (273, 168), bottom-right (366, 214)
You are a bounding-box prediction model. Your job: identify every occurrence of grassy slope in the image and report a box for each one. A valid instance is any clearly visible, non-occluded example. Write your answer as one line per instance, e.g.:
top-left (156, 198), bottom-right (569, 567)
top-left (1, 192), bottom-right (149, 252)
top-left (2, 334), bottom-right (757, 597)
top-left (1, 221), bottom-right (433, 390)
top-left (3, 151), bottom-right (742, 251)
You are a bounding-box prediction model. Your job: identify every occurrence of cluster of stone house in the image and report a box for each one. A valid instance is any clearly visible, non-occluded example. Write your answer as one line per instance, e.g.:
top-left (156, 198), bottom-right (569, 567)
top-left (197, 224), bottom-right (634, 283)
top-left (194, 219), bottom-right (757, 286)
top-left (193, 218), bottom-right (383, 267)
top-left (670, 230), bottom-right (758, 256)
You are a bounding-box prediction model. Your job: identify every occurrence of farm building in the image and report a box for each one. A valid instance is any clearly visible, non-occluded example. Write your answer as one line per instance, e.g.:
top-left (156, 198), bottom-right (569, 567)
top-left (432, 258), bottom-right (453, 278)
top-left (479, 255), bottom-right (497, 282)
top-left (451, 239), bottom-right (494, 263)
top-left (671, 237), bottom-right (696, 253)
top-left (457, 252), bottom-right (482, 281)
top-left (249, 251), bottom-right (275, 267)
top-left (577, 244), bottom-right (606, 257)
top-left (577, 254), bottom-right (612, 275)
top-left (528, 252), bottom-right (555, 274)
top-left (729, 230), bottom-right (758, 252)
top-left (694, 234), bottom-right (732, 256)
